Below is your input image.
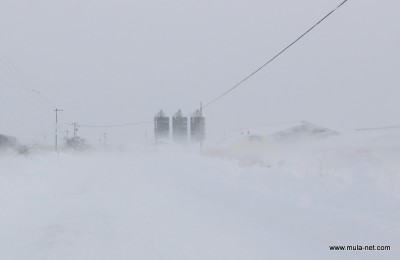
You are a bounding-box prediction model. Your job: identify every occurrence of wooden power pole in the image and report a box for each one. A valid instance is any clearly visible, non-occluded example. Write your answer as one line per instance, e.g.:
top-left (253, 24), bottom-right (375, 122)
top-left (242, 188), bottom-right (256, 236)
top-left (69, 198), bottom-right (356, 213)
top-left (54, 108), bottom-right (63, 151)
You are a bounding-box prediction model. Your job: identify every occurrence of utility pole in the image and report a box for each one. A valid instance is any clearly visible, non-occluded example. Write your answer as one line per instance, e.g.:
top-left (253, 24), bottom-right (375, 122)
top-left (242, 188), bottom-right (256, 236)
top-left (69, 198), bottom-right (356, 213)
top-left (54, 108), bottom-right (63, 152)
top-left (73, 123), bottom-right (78, 137)
top-left (65, 122), bottom-right (78, 138)
top-left (200, 102), bottom-right (203, 152)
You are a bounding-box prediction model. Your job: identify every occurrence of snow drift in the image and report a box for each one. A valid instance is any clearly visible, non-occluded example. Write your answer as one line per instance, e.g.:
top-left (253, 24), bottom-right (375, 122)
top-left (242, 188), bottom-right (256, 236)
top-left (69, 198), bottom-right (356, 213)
top-left (0, 145), bottom-right (399, 259)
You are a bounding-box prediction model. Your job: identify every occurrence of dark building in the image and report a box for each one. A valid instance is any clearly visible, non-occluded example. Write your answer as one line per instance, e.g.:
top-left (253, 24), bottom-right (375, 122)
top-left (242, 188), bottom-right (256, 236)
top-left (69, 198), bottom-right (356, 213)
top-left (190, 109), bottom-right (205, 143)
top-left (172, 110), bottom-right (187, 143)
top-left (154, 110), bottom-right (169, 140)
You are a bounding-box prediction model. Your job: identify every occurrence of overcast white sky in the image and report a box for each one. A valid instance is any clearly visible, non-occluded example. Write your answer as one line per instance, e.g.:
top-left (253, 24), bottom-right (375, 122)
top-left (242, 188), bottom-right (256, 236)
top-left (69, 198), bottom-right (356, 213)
top-left (0, 0), bottom-right (399, 145)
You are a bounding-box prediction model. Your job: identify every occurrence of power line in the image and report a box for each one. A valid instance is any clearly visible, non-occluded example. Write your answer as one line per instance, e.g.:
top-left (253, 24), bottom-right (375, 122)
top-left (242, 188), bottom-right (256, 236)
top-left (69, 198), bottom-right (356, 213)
top-left (0, 50), bottom-right (56, 108)
top-left (0, 52), bottom-right (35, 94)
top-left (74, 121), bottom-right (152, 128)
top-left (0, 51), bottom-right (31, 88)
top-left (0, 53), bottom-right (147, 128)
top-left (203, 0), bottom-right (350, 109)
top-left (356, 125), bottom-right (400, 131)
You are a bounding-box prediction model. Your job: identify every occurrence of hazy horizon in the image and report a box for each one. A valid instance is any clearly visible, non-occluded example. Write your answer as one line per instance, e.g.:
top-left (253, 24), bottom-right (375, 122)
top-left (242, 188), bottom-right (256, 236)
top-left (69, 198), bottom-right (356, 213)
top-left (0, 0), bottom-right (399, 146)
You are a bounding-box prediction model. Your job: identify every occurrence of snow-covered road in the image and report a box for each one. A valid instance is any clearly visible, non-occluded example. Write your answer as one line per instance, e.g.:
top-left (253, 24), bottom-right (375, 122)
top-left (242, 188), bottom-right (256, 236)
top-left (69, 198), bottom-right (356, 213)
top-left (0, 150), bottom-right (398, 259)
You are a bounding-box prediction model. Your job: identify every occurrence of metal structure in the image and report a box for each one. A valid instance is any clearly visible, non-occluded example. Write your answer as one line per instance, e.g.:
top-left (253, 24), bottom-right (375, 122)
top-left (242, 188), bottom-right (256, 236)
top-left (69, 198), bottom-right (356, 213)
top-left (154, 110), bottom-right (169, 141)
top-left (190, 109), bottom-right (205, 143)
top-left (172, 109), bottom-right (187, 143)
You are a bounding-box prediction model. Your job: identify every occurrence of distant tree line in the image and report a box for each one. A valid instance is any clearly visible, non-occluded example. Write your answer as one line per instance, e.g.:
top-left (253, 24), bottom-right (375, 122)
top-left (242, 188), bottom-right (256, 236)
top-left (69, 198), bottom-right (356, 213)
top-left (0, 134), bottom-right (17, 149)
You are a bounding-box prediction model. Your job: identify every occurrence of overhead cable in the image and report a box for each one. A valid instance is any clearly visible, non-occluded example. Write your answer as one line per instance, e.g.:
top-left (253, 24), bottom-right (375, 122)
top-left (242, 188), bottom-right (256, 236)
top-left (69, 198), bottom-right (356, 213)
top-left (76, 121), bottom-right (152, 128)
top-left (203, 0), bottom-right (350, 109)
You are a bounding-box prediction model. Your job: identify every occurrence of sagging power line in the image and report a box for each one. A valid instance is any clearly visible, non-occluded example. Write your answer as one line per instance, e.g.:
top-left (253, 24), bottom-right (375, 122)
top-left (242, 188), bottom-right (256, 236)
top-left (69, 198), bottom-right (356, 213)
top-left (78, 121), bottom-right (152, 128)
top-left (0, 50), bottom-right (56, 108)
top-left (356, 125), bottom-right (400, 131)
top-left (202, 0), bottom-right (350, 110)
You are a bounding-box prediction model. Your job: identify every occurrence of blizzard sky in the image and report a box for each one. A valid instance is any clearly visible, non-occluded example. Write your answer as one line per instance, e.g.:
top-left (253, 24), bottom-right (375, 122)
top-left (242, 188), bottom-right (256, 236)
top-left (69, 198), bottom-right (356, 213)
top-left (0, 0), bottom-right (399, 145)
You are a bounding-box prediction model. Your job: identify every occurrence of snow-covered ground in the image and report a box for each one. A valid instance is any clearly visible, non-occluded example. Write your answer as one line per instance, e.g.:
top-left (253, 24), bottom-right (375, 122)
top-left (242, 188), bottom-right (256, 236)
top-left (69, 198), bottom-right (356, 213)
top-left (0, 144), bottom-right (399, 259)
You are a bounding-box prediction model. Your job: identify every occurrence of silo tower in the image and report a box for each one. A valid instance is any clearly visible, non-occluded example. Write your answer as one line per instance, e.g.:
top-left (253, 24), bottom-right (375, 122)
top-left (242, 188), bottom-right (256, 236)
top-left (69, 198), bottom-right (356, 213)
top-left (172, 109), bottom-right (188, 143)
top-left (154, 110), bottom-right (169, 140)
top-left (190, 109), bottom-right (205, 143)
